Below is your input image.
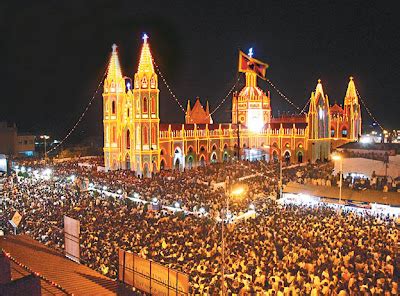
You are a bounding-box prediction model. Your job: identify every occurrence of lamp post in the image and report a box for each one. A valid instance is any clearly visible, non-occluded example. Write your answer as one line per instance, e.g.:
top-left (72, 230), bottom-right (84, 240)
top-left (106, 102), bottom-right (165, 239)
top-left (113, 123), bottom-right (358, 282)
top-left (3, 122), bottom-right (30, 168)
top-left (271, 144), bottom-right (283, 198)
top-left (332, 154), bottom-right (343, 206)
top-left (40, 135), bottom-right (50, 161)
top-left (221, 185), bottom-right (245, 295)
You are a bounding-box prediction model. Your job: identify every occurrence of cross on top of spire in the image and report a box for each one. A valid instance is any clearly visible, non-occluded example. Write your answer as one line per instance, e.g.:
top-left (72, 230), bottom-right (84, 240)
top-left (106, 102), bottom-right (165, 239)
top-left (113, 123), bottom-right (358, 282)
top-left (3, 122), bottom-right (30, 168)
top-left (142, 33), bottom-right (149, 43)
top-left (112, 43), bottom-right (117, 52)
top-left (248, 47), bottom-right (254, 58)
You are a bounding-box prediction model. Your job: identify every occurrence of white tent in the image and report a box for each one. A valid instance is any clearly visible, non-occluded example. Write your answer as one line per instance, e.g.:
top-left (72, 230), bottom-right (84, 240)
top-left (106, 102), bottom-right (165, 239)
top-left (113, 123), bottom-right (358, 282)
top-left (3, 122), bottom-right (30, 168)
top-left (0, 154), bottom-right (7, 173)
top-left (333, 156), bottom-right (400, 179)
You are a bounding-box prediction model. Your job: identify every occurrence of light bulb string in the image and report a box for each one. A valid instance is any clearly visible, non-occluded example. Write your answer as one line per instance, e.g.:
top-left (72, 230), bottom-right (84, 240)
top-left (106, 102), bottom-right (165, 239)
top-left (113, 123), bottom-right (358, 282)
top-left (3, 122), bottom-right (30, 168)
top-left (265, 78), bottom-right (302, 112)
top-left (151, 58), bottom-right (187, 114)
top-left (356, 88), bottom-right (384, 131)
top-left (209, 76), bottom-right (242, 116)
top-left (47, 59), bottom-right (109, 154)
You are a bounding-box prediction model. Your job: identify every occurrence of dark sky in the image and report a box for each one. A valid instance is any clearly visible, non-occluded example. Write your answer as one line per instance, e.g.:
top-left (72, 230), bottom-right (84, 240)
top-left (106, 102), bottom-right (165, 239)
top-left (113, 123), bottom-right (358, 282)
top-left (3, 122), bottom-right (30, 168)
top-left (2, 0), bottom-right (399, 141)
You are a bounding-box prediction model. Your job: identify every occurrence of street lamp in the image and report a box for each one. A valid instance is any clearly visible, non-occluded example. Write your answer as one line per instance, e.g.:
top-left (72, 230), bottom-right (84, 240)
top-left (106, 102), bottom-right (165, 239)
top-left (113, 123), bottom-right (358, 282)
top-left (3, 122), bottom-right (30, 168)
top-left (332, 154), bottom-right (343, 206)
top-left (221, 184), bottom-right (245, 295)
top-left (271, 143), bottom-right (283, 198)
top-left (40, 135), bottom-right (50, 160)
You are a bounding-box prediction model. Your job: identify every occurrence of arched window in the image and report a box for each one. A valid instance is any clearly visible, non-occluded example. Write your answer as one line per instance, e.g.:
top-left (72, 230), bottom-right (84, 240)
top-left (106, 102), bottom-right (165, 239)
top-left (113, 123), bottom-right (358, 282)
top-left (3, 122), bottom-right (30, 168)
top-left (126, 130), bottom-right (130, 149)
top-left (112, 101), bottom-right (116, 114)
top-left (342, 128), bottom-right (348, 138)
top-left (112, 126), bottom-right (116, 143)
top-left (200, 146), bottom-right (206, 152)
top-left (151, 125), bottom-right (156, 143)
top-left (143, 125), bottom-right (148, 145)
top-left (151, 97), bottom-right (156, 113)
top-left (143, 97), bottom-right (148, 113)
top-left (331, 128), bottom-right (335, 137)
top-left (188, 146), bottom-right (193, 153)
top-left (127, 108), bottom-right (130, 118)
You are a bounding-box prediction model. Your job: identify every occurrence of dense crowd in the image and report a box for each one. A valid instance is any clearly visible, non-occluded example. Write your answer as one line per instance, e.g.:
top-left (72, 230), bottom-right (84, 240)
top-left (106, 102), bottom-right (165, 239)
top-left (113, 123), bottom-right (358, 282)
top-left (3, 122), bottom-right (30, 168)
top-left (1, 159), bottom-right (399, 295)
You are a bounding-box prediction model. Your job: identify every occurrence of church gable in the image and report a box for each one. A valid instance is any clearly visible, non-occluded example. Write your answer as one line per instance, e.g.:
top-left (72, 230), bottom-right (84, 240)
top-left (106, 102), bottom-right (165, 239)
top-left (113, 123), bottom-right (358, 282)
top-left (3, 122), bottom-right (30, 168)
top-left (185, 98), bottom-right (212, 124)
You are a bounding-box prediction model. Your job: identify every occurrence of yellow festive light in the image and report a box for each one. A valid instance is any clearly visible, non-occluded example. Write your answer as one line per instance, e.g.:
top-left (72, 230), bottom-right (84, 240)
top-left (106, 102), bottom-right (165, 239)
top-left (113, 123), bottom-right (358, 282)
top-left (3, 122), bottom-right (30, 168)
top-left (138, 33), bottom-right (155, 73)
top-left (107, 44), bottom-right (122, 80)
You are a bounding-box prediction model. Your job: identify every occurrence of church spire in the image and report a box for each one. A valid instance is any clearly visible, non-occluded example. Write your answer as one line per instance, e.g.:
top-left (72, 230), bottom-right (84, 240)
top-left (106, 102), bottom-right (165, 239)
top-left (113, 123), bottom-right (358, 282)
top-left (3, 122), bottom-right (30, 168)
top-left (137, 33), bottom-right (155, 74)
top-left (206, 101), bottom-right (210, 115)
top-left (106, 44), bottom-right (122, 80)
top-left (315, 79), bottom-right (325, 99)
top-left (344, 76), bottom-right (358, 105)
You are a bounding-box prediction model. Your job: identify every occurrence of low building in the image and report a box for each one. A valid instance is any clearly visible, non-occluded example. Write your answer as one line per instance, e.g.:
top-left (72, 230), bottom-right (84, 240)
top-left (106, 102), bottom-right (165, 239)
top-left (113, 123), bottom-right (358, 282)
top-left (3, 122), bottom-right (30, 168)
top-left (16, 134), bottom-right (36, 157)
top-left (0, 122), bottom-right (35, 157)
top-left (0, 122), bottom-right (17, 155)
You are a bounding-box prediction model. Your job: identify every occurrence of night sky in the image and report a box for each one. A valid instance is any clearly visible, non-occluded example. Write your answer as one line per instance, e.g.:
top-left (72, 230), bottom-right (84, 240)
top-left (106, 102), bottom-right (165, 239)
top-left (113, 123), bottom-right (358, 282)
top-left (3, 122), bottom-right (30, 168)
top-left (2, 1), bottom-right (399, 142)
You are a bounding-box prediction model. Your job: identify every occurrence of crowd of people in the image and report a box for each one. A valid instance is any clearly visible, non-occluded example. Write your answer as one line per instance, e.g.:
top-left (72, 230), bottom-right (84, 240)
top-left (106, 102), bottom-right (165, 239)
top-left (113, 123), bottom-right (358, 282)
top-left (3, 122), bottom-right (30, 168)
top-left (289, 162), bottom-right (400, 192)
top-left (1, 158), bottom-right (399, 295)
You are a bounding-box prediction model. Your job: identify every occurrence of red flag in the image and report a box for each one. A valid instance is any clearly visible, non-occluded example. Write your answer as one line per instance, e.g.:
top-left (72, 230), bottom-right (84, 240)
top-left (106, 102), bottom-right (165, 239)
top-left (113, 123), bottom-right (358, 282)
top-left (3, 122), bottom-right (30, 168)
top-left (238, 50), bottom-right (268, 80)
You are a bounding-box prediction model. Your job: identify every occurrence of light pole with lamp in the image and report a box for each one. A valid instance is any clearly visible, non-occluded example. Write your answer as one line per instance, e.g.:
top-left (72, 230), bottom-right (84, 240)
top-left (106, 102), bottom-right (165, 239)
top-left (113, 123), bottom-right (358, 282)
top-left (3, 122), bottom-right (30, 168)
top-left (40, 135), bottom-right (50, 161)
top-left (332, 154), bottom-right (343, 206)
top-left (221, 184), bottom-right (245, 295)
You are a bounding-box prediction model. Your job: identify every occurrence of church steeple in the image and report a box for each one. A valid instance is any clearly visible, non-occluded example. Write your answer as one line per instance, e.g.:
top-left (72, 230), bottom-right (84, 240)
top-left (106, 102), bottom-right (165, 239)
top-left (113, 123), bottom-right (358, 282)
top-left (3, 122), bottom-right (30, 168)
top-left (137, 33), bottom-right (155, 74)
top-left (344, 76), bottom-right (358, 106)
top-left (106, 44), bottom-right (123, 81)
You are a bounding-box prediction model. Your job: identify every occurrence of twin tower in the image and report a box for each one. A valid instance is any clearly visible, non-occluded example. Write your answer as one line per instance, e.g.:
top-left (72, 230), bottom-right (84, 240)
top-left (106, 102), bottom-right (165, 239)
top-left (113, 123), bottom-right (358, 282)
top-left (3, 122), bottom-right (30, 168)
top-left (103, 36), bottom-right (159, 175)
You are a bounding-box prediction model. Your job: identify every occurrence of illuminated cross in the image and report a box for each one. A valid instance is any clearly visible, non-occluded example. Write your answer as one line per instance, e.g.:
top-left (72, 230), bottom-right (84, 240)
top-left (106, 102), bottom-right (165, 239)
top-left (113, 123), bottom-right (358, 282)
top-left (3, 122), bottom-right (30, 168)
top-left (142, 33), bottom-right (149, 43)
top-left (248, 47), bottom-right (254, 58)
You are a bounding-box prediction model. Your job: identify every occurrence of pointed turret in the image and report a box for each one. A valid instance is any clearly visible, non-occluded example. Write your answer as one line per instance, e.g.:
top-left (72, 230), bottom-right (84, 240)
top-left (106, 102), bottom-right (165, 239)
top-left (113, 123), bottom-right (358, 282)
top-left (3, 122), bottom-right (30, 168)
top-left (315, 79), bottom-right (325, 100)
top-left (343, 76), bottom-right (362, 140)
top-left (206, 101), bottom-right (210, 115)
top-left (106, 44), bottom-right (123, 80)
top-left (344, 76), bottom-right (358, 105)
top-left (137, 33), bottom-right (154, 74)
top-left (187, 100), bottom-right (191, 113)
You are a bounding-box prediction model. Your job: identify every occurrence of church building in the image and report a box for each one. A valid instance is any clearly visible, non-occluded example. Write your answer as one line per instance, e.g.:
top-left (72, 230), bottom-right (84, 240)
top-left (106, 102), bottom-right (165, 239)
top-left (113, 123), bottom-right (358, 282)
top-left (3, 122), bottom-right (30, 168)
top-left (103, 35), bottom-right (362, 176)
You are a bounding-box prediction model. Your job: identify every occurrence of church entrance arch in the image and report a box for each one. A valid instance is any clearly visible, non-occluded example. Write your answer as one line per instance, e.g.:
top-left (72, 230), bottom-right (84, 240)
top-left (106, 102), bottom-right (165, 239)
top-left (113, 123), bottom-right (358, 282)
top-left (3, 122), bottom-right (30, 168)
top-left (199, 155), bottom-right (205, 167)
top-left (284, 151), bottom-right (291, 165)
top-left (160, 159), bottom-right (166, 170)
top-left (211, 152), bottom-right (217, 163)
top-left (297, 151), bottom-right (303, 163)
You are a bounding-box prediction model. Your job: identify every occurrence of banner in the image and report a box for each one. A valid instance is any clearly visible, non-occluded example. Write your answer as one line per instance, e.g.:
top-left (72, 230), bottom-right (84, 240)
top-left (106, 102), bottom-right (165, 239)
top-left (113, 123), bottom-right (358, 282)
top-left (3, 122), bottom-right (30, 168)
top-left (118, 249), bottom-right (189, 295)
top-left (238, 50), bottom-right (268, 79)
top-left (64, 216), bottom-right (80, 263)
top-left (9, 211), bottom-right (22, 228)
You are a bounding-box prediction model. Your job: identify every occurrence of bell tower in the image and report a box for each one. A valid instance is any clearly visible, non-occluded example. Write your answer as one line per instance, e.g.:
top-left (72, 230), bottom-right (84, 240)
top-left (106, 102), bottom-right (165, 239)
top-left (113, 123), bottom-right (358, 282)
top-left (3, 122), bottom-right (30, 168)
top-left (344, 76), bottom-right (362, 141)
top-left (132, 34), bottom-right (160, 177)
top-left (103, 44), bottom-right (124, 170)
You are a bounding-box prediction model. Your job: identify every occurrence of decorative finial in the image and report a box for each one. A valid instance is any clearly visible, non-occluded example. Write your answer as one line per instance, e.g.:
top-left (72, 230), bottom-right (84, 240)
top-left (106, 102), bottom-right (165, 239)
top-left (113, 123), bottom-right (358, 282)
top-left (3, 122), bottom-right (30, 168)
top-left (112, 43), bottom-right (117, 52)
top-left (248, 47), bottom-right (254, 58)
top-left (318, 79), bottom-right (321, 83)
top-left (142, 33), bottom-right (149, 43)
top-left (350, 76), bottom-right (353, 81)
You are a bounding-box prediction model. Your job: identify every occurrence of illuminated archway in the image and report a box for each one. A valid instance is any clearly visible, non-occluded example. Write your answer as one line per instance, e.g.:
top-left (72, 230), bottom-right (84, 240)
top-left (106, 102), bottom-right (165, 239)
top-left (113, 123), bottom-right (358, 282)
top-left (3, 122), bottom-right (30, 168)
top-left (284, 150), bottom-right (291, 165)
top-left (211, 152), bottom-right (217, 163)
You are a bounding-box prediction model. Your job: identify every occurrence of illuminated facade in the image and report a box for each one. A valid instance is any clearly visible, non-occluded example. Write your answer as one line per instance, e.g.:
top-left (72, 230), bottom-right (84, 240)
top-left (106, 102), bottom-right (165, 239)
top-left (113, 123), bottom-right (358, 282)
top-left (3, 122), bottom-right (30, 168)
top-left (103, 36), bottom-right (361, 175)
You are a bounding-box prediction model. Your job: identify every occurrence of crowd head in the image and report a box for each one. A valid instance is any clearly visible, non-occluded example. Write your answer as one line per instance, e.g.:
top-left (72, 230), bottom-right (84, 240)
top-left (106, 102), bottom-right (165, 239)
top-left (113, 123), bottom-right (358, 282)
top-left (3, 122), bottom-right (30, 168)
top-left (1, 157), bottom-right (399, 295)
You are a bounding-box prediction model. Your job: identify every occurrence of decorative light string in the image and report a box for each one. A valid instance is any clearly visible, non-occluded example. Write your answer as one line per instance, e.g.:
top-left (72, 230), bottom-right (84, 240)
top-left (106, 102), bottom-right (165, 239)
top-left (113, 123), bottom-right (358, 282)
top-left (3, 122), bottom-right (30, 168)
top-left (151, 58), bottom-right (186, 114)
top-left (265, 78), bottom-right (301, 112)
top-left (300, 98), bottom-right (310, 114)
top-left (356, 88), bottom-right (384, 131)
top-left (3, 251), bottom-right (71, 295)
top-left (47, 62), bottom-right (109, 154)
top-left (209, 76), bottom-right (242, 116)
